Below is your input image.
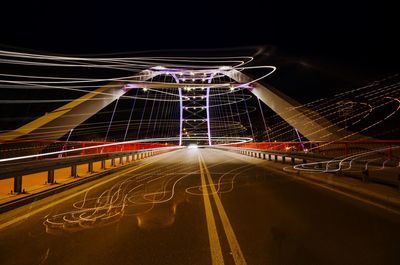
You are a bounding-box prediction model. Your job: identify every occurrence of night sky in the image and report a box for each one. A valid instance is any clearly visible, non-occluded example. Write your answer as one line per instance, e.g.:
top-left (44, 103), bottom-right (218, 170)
top-left (0, 1), bottom-right (398, 140)
top-left (0, 2), bottom-right (397, 61)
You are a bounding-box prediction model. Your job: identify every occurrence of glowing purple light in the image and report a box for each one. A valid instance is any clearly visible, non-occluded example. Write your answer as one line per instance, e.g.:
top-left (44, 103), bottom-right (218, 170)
top-left (123, 83), bottom-right (141, 91)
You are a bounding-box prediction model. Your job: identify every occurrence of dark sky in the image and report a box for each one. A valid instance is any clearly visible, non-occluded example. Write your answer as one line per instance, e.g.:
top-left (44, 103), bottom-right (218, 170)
top-left (0, 1), bottom-right (398, 63)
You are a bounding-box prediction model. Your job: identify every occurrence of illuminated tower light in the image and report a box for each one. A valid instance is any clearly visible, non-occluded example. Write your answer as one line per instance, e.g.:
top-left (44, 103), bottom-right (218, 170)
top-left (143, 88), bottom-right (148, 92)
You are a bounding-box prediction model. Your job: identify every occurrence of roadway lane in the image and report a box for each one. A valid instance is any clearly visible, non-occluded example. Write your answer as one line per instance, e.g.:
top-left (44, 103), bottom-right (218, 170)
top-left (0, 148), bottom-right (399, 265)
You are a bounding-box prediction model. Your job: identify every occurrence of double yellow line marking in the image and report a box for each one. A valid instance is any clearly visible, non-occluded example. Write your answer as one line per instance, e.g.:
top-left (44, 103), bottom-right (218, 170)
top-left (198, 153), bottom-right (247, 265)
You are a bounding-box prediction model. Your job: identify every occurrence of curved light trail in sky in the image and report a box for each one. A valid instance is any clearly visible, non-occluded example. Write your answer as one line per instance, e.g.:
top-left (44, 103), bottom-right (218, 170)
top-left (0, 48), bottom-right (398, 164)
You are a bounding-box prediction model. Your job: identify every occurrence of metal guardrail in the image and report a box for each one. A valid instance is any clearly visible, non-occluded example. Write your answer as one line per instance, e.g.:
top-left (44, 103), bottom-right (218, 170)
top-left (226, 140), bottom-right (400, 162)
top-left (215, 146), bottom-right (400, 189)
top-left (0, 139), bottom-right (176, 160)
top-left (0, 146), bottom-right (180, 194)
top-left (215, 145), bottom-right (328, 163)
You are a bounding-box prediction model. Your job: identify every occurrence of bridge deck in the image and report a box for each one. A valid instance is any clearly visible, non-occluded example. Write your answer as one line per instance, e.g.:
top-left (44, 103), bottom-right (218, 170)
top-left (0, 148), bottom-right (399, 265)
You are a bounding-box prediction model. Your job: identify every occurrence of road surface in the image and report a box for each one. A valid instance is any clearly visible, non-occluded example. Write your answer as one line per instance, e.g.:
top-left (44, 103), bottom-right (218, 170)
top-left (0, 148), bottom-right (399, 265)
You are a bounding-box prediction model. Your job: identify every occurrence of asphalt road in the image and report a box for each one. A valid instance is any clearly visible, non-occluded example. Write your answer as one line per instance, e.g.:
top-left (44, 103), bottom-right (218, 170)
top-left (0, 148), bottom-right (399, 265)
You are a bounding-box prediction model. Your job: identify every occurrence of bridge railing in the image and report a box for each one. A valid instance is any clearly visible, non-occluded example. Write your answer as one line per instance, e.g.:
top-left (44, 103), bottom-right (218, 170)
top-left (227, 140), bottom-right (400, 163)
top-left (0, 140), bottom-right (179, 196)
top-left (219, 140), bottom-right (400, 189)
top-left (0, 140), bottom-right (175, 160)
